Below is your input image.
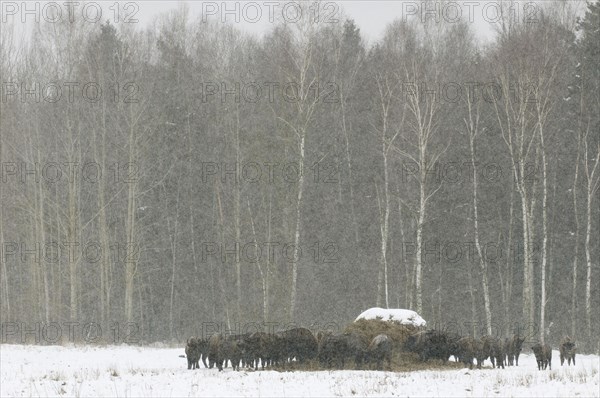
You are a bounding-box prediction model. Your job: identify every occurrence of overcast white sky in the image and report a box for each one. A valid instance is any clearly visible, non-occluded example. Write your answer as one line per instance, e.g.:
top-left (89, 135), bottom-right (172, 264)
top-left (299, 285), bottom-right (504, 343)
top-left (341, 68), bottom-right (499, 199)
top-left (1, 1), bottom-right (585, 45)
top-left (133, 0), bottom-right (499, 42)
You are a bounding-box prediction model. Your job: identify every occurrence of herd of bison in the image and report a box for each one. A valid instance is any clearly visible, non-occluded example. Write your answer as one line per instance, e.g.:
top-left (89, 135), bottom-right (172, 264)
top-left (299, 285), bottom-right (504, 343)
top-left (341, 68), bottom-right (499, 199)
top-left (184, 324), bottom-right (578, 373)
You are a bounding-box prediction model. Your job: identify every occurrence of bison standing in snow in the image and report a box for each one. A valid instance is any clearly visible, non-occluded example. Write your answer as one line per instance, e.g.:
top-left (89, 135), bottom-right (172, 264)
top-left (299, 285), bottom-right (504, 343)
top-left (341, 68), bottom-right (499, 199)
top-left (208, 333), bottom-right (245, 371)
top-left (279, 327), bottom-right (319, 364)
top-left (207, 334), bottom-right (222, 369)
top-left (456, 336), bottom-right (482, 369)
top-left (502, 337), bottom-right (510, 365)
top-left (560, 337), bottom-right (576, 366)
top-left (318, 332), bottom-right (367, 369)
top-left (531, 343), bottom-right (552, 370)
top-left (318, 333), bottom-right (347, 368)
top-left (404, 329), bottom-right (451, 362)
top-left (240, 331), bottom-right (283, 369)
top-left (240, 332), bottom-right (263, 369)
top-left (315, 330), bottom-right (333, 346)
top-left (366, 334), bottom-right (392, 370)
top-left (222, 335), bottom-right (244, 371)
top-left (506, 335), bottom-right (525, 366)
top-left (447, 332), bottom-right (462, 362)
top-left (480, 336), bottom-right (505, 369)
top-left (185, 337), bottom-right (201, 369)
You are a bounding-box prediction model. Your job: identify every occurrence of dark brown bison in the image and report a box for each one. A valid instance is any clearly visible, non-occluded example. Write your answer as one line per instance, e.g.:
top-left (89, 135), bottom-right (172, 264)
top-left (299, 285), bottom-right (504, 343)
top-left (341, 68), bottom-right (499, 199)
top-left (404, 329), bottom-right (451, 362)
top-left (208, 334), bottom-right (222, 369)
top-left (502, 337), bottom-right (510, 366)
top-left (279, 328), bottom-right (319, 364)
top-left (506, 335), bottom-right (525, 366)
top-left (315, 330), bottom-right (333, 346)
top-left (447, 332), bottom-right (462, 362)
top-left (343, 332), bottom-right (369, 368)
top-left (318, 332), bottom-right (367, 369)
top-left (456, 336), bottom-right (481, 369)
top-left (531, 343), bottom-right (552, 370)
top-left (221, 335), bottom-right (243, 371)
top-left (318, 333), bottom-right (347, 368)
top-left (196, 337), bottom-right (209, 368)
top-left (208, 334), bottom-right (243, 371)
top-left (240, 332), bottom-right (283, 369)
top-left (366, 334), bottom-right (392, 370)
top-left (221, 333), bottom-right (255, 369)
top-left (185, 337), bottom-right (201, 369)
top-left (559, 337), bottom-right (576, 366)
top-left (268, 332), bottom-right (285, 367)
top-left (240, 332), bottom-right (263, 369)
top-left (481, 336), bottom-right (505, 369)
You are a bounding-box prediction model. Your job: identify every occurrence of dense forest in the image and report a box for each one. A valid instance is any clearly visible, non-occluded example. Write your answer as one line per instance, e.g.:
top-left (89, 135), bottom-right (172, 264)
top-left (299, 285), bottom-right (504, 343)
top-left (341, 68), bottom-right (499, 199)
top-left (0, 1), bottom-right (598, 351)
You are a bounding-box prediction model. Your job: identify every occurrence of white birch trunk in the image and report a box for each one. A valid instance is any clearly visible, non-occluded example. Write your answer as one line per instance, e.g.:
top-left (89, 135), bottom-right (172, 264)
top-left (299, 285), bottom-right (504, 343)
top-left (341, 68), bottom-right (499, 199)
top-left (584, 138), bottom-right (599, 339)
top-left (465, 99), bottom-right (492, 335)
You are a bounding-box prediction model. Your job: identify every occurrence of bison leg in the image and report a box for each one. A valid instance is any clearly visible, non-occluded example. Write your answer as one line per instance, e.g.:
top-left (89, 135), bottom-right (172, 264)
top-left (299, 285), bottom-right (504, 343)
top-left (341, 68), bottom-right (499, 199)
top-left (355, 355), bottom-right (363, 370)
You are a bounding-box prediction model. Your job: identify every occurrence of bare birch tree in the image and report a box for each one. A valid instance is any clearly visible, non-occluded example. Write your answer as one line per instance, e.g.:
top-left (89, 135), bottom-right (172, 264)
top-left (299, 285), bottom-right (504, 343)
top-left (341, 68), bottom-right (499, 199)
top-left (464, 88), bottom-right (492, 335)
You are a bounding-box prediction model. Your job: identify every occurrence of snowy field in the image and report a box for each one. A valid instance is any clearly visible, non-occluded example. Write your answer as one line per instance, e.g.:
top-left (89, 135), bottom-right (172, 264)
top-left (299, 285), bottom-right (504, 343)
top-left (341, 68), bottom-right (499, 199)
top-left (1, 344), bottom-right (598, 397)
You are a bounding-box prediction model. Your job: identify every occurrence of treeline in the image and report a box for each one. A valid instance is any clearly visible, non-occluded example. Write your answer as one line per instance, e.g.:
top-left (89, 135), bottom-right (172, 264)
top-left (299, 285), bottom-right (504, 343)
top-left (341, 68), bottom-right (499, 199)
top-left (0, 1), bottom-right (598, 350)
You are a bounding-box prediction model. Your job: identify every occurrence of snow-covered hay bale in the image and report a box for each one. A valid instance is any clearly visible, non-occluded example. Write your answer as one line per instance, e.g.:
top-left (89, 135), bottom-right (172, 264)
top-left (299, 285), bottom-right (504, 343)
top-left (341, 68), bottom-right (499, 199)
top-left (344, 318), bottom-right (418, 350)
top-left (343, 318), bottom-right (442, 369)
top-left (354, 308), bottom-right (427, 327)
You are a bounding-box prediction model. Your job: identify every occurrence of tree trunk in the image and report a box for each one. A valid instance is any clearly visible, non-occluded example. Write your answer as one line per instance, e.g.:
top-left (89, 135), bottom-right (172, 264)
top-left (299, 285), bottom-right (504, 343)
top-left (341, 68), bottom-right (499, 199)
top-left (168, 182), bottom-right (181, 340)
top-left (539, 126), bottom-right (548, 345)
top-left (397, 189), bottom-right (409, 308)
top-left (94, 100), bottom-right (112, 330)
top-left (465, 92), bottom-right (492, 335)
top-left (415, 157), bottom-right (426, 315)
top-left (584, 139), bottom-right (599, 340)
top-left (124, 109), bottom-right (138, 325)
top-left (289, 132), bottom-right (305, 321)
top-left (467, 261), bottom-right (477, 337)
top-left (340, 92), bottom-right (359, 244)
top-left (67, 121), bottom-right (80, 322)
top-left (234, 109), bottom-right (242, 321)
top-left (504, 186), bottom-right (515, 336)
top-left (571, 138), bottom-right (581, 338)
top-left (247, 196), bottom-right (270, 324)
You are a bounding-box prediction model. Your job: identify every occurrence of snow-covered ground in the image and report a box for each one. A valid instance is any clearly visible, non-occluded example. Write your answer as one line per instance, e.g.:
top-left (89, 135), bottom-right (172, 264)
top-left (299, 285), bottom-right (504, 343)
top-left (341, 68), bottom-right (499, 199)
top-left (1, 344), bottom-right (598, 397)
top-left (355, 308), bottom-right (427, 327)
